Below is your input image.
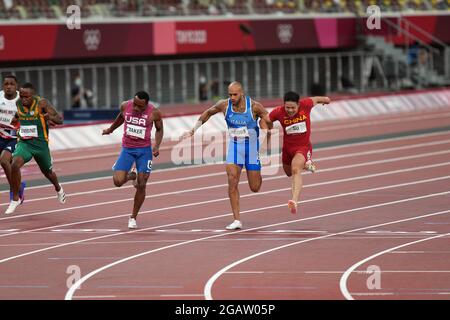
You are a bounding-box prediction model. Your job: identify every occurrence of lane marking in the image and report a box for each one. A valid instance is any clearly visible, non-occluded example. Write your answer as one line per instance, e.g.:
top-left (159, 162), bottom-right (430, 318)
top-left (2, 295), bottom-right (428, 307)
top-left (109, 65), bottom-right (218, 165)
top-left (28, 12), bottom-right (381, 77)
top-left (0, 164), bottom-right (449, 242)
top-left (5, 137), bottom-right (450, 206)
top-left (339, 232), bottom-right (450, 300)
top-left (64, 192), bottom-right (450, 300)
top-left (1, 175), bottom-right (450, 268)
top-left (2, 128), bottom-right (449, 195)
top-left (203, 209), bottom-right (450, 300)
top-left (3, 148), bottom-right (450, 222)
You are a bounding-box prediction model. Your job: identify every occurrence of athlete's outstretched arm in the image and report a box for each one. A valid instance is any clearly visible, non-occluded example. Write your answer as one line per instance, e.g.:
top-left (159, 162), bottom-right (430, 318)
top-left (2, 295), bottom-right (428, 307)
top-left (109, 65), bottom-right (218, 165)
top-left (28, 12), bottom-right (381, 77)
top-left (40, 98), bottom-right (63, 125)
top-left (102, 102), bottom-right (126, 135)
top-left (311, 96), bottom-right (331, 106)
top-left (182, 99), bottom-right (227, 138)
top-left (152, 108), bottom-right (164, 157)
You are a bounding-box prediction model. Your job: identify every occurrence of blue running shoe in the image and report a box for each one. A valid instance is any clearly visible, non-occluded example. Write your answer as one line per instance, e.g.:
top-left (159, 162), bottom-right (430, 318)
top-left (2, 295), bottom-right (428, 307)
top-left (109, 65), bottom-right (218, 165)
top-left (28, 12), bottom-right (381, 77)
top-left (19, 181), bottom-right (26, 204)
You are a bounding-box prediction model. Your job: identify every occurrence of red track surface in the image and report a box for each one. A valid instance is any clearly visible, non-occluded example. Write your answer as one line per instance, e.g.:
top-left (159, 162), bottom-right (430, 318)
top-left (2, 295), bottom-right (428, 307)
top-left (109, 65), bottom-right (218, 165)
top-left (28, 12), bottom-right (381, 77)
top-left (0, 108), bottom-right (450, 300)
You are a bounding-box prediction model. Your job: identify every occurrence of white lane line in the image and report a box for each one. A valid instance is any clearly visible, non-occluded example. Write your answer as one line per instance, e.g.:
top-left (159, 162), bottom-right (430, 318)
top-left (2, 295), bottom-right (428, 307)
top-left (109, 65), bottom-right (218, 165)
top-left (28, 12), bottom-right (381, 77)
top-left (2, 128), bottom-right (449, 195)
top-left (350, 293), bottom-right (395, 296)
top-left (3, 179), bottom-right (447, 265)
top-left (2, 236), bottom-right (431, 248)
top-left (306, 270), bottom-right (450, 274)
top-left (5, 137), bottom-right (450, 206)
top-left (339, 231), bottom-right (450, 300)
top-left (160, 294), bottom-right (204, 297)
top-left (203, 209), bottom-right (450, 300)
top-left (48, 257), bottom-right (121, 260)
top-left (225, 271), bottom-right (264, 274)
top-left (3, 147), bottom-right (450, 222)
top-left (1, 158), bottom-right (450, 241)
top-left (72, 295), bottom-right (116, 299)
top-left (98, 285), bottom-right (183, 288)
top-left (65, 192), bottom-right (450, 300)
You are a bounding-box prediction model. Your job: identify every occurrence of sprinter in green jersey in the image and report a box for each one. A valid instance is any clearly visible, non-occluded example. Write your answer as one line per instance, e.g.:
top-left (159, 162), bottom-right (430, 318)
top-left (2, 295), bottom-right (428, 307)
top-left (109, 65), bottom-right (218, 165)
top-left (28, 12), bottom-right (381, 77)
top-left (5, 82), bottom-right (66, 215)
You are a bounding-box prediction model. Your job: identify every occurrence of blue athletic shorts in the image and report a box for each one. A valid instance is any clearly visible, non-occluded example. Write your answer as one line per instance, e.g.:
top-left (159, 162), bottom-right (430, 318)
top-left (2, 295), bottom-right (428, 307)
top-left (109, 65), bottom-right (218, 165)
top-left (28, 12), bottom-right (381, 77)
top-left (0, 137), bottom-right (17, 154)
top-left (226, 138), bottom-right (261, 171)
top-left (113, 146), bottom-right (152, 173)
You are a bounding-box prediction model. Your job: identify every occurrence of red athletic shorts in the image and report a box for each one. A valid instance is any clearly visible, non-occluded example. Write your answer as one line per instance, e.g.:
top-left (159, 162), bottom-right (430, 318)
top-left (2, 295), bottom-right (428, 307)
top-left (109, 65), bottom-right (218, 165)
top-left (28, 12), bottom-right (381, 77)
top-left (282, 145), bottom-right (312, 166)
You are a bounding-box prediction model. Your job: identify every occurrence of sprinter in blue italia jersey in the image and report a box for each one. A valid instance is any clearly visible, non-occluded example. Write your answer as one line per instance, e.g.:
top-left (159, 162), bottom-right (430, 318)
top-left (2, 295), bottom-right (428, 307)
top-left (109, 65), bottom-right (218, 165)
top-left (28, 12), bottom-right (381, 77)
top-left (183, 81), bottom-right (272, 230)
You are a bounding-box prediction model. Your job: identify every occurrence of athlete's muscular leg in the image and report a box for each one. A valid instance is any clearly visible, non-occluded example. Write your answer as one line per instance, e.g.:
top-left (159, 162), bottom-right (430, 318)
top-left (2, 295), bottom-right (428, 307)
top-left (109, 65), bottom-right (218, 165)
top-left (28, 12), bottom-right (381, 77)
top-left (246, 170), bottom-right (262, 192)
top-left (283, 164), bottom-right (292, 177)
top-left (131, 172), bottom-right (150, 219)
top-left (290, 153), bottom-right (306, 204)
top-left (10, 156), bottom-right (25, 201)
top-left (113, 170), bottom-right (136, 187)
top-left (226, 164), bottom-right (243, 221)
top-left (0, 150), bottom-right (13, 190)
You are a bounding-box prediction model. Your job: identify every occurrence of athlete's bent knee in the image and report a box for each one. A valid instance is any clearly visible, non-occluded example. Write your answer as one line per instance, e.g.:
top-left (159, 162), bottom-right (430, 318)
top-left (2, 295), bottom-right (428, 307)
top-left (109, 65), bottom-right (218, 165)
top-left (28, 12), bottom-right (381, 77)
top-left (113, 177), bottom-right (124, 187)
top-left (250, 185), bottom-right (261, 193)
top-left (11, 161), bottom-right (22, 172)
top-left (291, 166), bottom-right (302, 175)
top-left (0, 158), bottom-right (10, 169)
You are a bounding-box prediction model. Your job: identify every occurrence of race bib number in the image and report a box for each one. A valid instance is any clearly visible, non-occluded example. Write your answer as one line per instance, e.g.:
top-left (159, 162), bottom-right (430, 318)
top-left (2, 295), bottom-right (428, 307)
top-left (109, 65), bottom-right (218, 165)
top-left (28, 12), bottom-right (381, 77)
top-left (126, 124), bottom-right (146, 139)
top-left (285, 122), bottom-right (307, 135)
top-left (229, 127), bottom-right (249, 138)
top-left (19, 125), bottom-right (38, 138)
top-left (0, 116), bottom-right (14, 128)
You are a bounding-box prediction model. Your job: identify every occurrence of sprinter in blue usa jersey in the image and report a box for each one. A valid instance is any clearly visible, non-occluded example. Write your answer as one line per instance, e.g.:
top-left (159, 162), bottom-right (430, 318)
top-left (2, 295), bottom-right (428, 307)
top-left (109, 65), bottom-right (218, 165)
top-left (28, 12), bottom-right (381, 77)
top-left (183, 81), bottom-right (272, 230)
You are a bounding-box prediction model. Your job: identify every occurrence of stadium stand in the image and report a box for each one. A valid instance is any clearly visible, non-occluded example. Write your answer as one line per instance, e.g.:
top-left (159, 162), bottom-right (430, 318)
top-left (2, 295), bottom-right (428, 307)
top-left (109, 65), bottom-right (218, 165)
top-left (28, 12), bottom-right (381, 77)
top-left (0, 0), bottom-right (448, 19)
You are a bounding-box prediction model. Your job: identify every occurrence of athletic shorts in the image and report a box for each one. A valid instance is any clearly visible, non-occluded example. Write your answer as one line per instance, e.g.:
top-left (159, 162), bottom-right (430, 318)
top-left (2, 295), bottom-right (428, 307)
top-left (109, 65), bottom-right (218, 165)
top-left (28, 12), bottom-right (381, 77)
top-left (113, 146), bottom-right (153, 174)
top-left (226, 138), bottom-right (261, 171)
top-left (0, 137), bottom-right (17, 154)
top-left (282, 144), bottom-right (312, 166)
top-left (13, 140), bottom-right (53, 173)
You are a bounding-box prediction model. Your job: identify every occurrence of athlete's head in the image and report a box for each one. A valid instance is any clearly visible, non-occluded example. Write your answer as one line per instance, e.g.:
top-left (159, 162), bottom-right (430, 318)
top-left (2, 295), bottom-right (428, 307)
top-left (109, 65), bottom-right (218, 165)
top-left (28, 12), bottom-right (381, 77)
top-left (283, 91), bottom-right (300, 117)
top-left (133, 91), bottom-right (150, 113)
top-left (228, 81), bottom-right (244, 107)
top-left (2, 74), bottom-right (18, 99)
top-left (19, 82), bottom-right (36, 107)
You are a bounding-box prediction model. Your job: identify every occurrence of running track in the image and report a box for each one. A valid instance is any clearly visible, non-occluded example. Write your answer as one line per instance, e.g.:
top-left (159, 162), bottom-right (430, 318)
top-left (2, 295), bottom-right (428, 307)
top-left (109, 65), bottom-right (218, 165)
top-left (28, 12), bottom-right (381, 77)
top-left (0, 108), bottom-right (450, 300)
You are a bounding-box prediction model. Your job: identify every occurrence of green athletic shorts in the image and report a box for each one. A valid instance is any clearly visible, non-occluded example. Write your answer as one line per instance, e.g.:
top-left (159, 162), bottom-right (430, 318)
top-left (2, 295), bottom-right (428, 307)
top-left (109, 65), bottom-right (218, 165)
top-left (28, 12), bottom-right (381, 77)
top-left (13, 140), bottom-right (53, 173)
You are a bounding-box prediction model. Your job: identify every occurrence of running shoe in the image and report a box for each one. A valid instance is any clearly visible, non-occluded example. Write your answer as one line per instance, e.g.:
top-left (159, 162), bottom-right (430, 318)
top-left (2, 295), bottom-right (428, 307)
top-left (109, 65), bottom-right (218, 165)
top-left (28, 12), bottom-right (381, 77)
top-left (57, 187), bottom-right (66, 204)
top-left (128, 217), bottom-right (137, 229)
top-left (226, 220), bottom-right (242, 230)
top-left (304, 160), bottom-right (316, 173)
top-left (288, 200), bottom-right (297, 214)
top-left (5, 200), bottom-right (20, 215)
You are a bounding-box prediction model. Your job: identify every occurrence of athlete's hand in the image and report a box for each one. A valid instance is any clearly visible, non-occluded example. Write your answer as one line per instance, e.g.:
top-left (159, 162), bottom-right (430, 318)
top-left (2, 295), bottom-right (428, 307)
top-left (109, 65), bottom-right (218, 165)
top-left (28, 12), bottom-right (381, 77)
top-left (152, 146), bottom-right (160, 157)
top-left (102, 128), bottom-right (113, 135)
top-left (180, 129), bottom-right (194, 140)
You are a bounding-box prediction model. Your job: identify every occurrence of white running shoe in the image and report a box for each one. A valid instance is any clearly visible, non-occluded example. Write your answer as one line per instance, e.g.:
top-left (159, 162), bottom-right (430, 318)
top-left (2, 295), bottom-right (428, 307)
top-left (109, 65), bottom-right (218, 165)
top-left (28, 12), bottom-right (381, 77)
top-left (5, 200), bottom-right (21, 215)
top-left (57, 187), bottom-right (66, 204)
top-left (304, 160), bottom-right (316, 173)
top-left (128, 217), bottom-right (137, 229)
top-left (226, 220), bottom-right (242, 230)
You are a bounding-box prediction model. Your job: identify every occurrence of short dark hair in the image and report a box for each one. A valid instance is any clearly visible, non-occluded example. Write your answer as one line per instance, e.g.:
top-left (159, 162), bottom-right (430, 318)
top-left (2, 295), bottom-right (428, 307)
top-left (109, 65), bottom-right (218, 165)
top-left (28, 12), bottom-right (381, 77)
top-left (283, 91), bottom-right (300, 103)
top-left (135, 91), bottom-right (150, 104)
top-left (3, 74), bottom-right (18, 83)
top-left (21, 82), bottom-right (35, 91)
